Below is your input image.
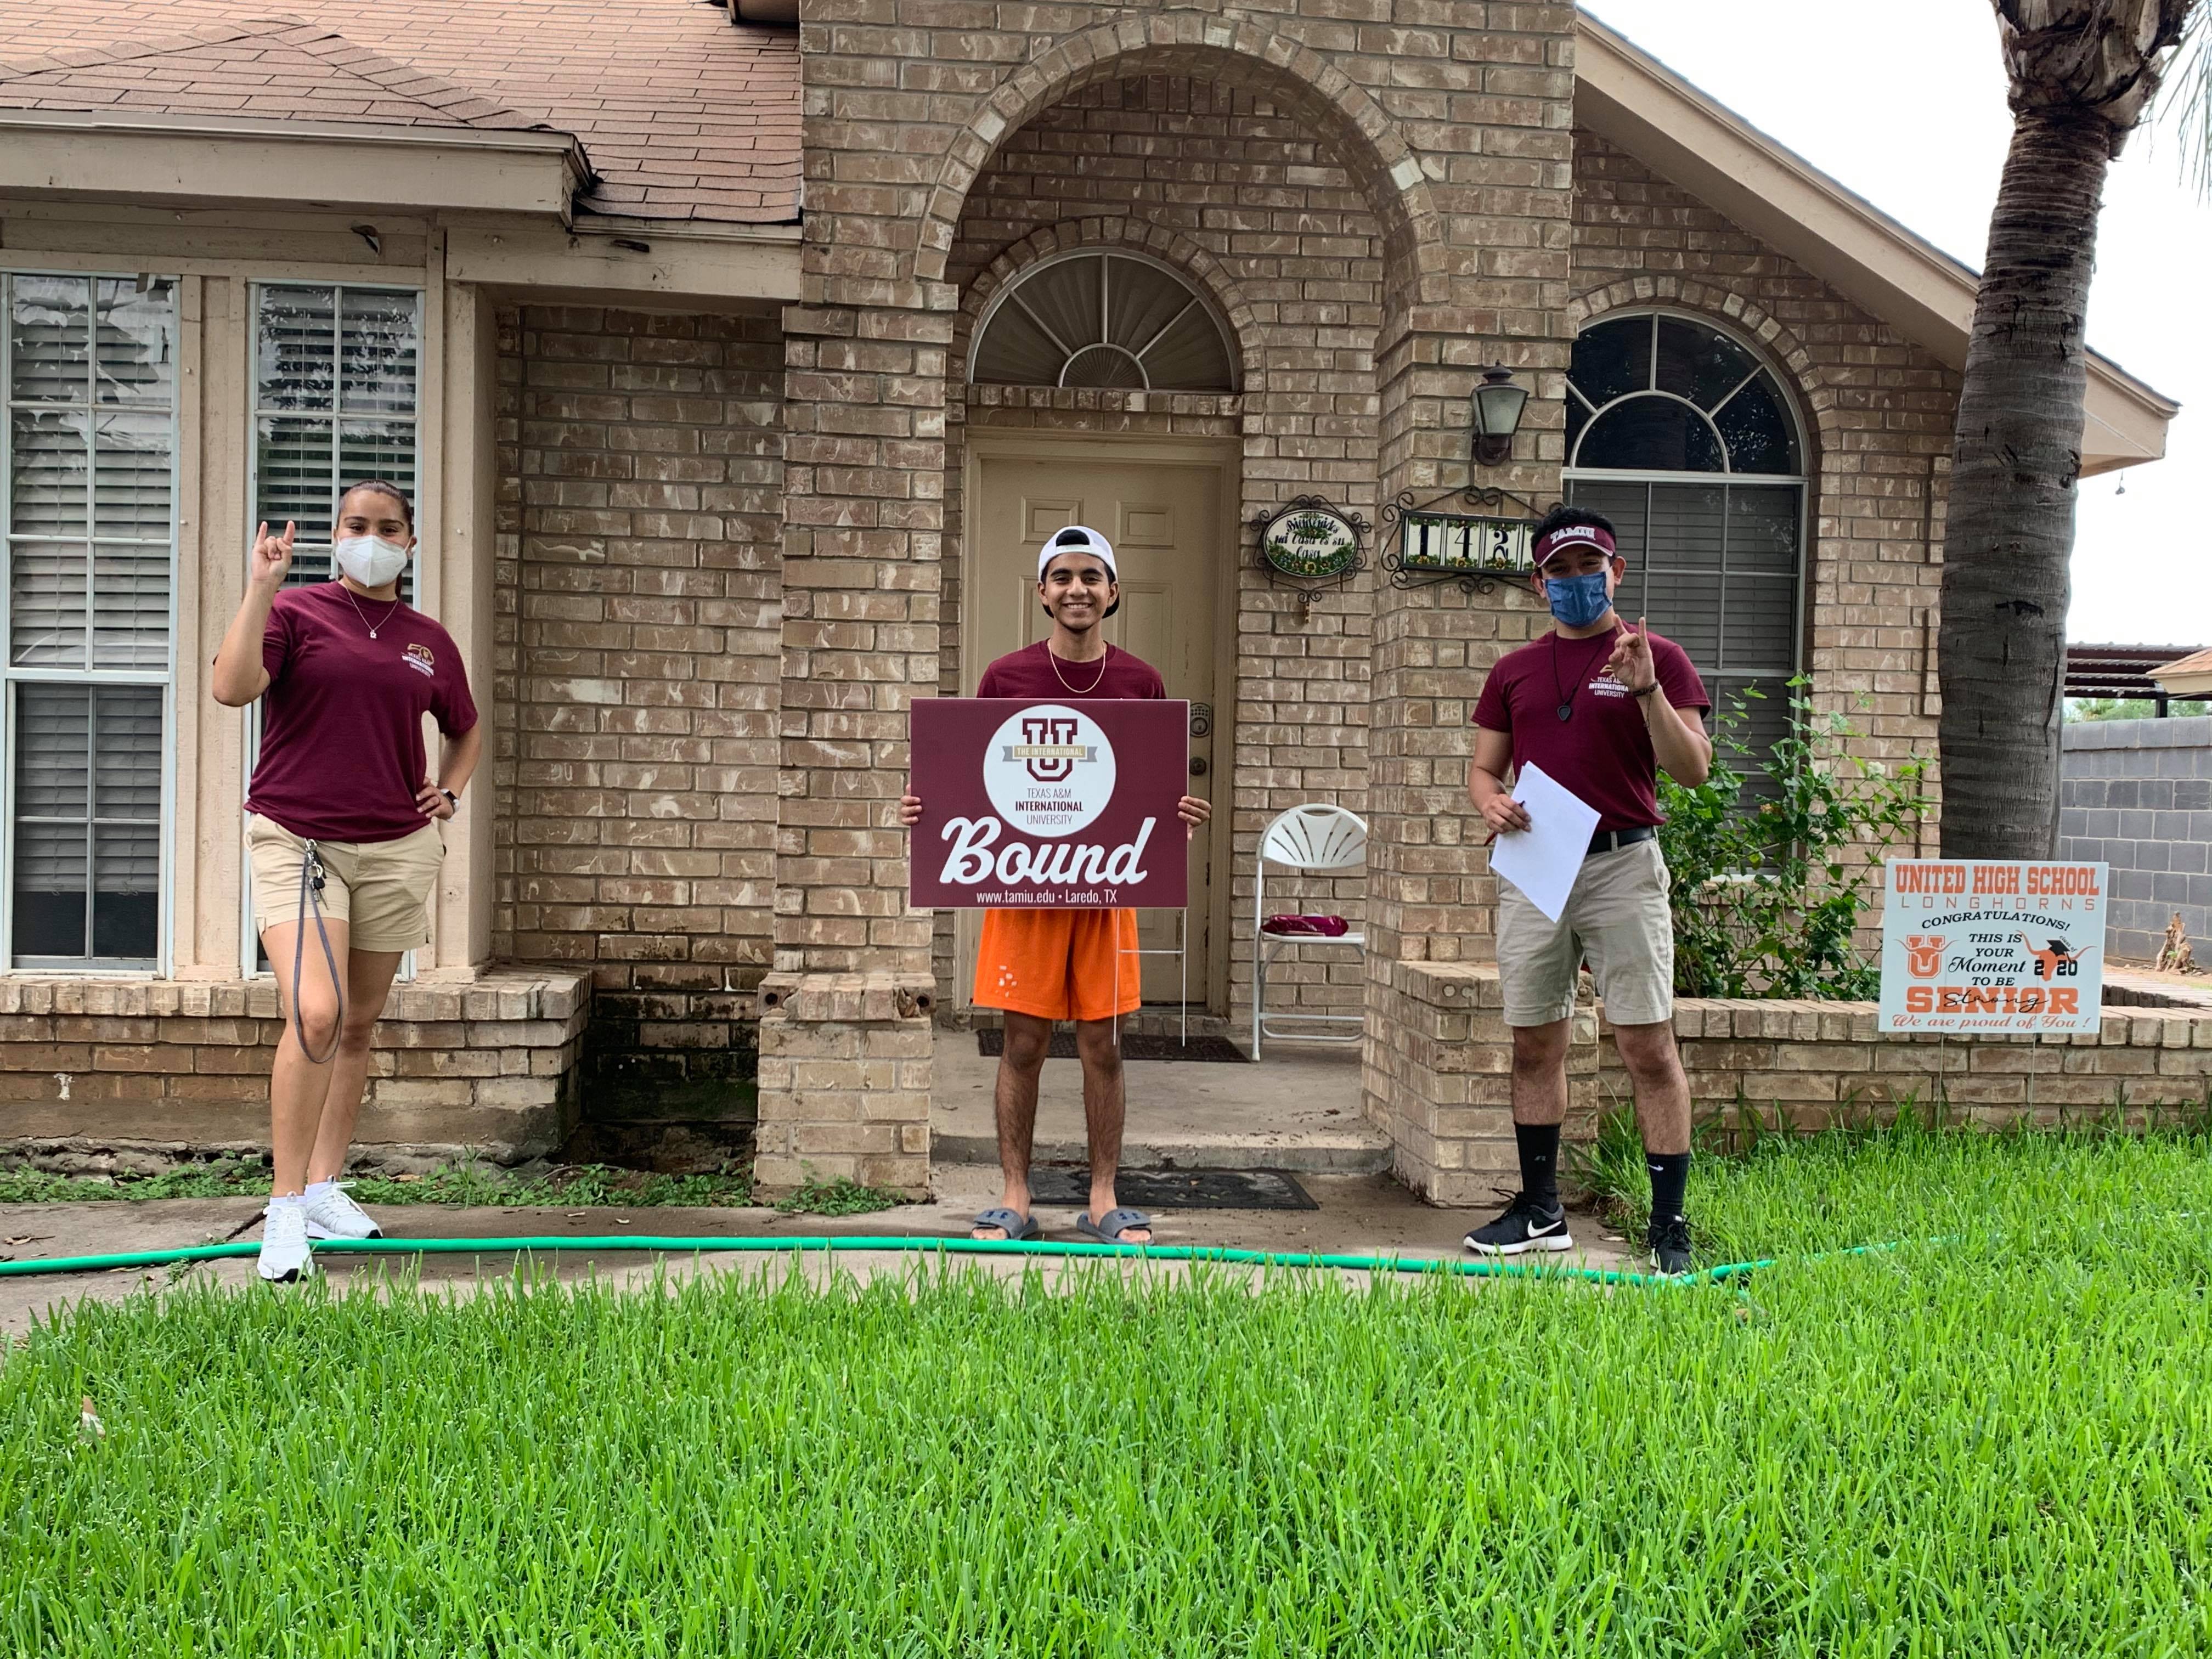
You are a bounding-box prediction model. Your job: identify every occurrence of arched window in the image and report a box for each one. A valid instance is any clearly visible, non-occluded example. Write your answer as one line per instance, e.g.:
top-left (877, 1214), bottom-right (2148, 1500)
top-left (1564, 312), bottom-right (1806, 770)
top-left (969, 251), bottom-right (1238, 393)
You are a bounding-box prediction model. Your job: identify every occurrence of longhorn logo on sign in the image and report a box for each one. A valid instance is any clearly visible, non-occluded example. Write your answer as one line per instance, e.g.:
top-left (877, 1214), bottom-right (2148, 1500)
top-left (1904, 935), bottom-right (1945, 979)
top-left (983, 702), bottom-right (1116, 838)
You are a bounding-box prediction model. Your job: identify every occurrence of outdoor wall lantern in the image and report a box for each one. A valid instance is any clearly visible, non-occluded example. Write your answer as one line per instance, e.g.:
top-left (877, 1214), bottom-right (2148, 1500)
top-left (1471, 365), bottom-right (1528, 466)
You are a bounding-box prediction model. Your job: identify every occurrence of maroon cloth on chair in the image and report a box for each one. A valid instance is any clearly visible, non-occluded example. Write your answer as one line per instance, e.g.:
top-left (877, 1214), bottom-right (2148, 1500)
top-left (1262, 914), bottom-right (1350, 937)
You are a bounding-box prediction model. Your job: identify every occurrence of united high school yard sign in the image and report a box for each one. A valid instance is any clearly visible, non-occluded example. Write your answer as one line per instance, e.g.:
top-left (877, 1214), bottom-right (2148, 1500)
top-left (1880, 860), bottom-right (2107, 1034)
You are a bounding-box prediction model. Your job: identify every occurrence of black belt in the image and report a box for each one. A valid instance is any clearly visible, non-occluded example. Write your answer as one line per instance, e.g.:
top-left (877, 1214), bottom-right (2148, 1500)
top-left (1588, 824), bottom-right (1657, 856)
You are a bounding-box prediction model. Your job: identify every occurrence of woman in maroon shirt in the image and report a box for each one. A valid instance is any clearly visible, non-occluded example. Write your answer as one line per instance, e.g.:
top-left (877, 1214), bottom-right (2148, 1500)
top-left (211, 481), bottom-right (483, 1282)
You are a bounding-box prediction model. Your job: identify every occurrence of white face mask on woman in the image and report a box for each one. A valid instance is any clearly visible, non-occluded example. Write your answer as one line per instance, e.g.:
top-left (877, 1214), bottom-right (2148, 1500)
top-left (333, 535), bottom-right (410, 590)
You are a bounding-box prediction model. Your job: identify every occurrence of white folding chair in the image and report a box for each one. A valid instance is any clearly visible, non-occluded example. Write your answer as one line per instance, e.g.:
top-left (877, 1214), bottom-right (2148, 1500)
top-left (1252, 804), bottom-right (1367, 1059)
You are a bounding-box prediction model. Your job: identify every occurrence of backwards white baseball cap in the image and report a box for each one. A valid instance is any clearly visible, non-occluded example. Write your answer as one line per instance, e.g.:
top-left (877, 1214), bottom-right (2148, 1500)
top-left (1037, 524), bottom-right (1120, 616)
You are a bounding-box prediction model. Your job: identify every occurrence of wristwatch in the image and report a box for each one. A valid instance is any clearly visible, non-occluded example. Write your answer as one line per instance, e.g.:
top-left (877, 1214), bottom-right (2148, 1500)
top-left (439, 787), bottom-right (460, 809)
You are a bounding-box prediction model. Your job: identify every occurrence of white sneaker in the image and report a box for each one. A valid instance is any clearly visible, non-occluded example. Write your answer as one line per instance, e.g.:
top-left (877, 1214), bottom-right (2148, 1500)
top-left (301, 1183), bottom-right (382, 1241)
top-left (258, 1201), bottom-right (315, 1282)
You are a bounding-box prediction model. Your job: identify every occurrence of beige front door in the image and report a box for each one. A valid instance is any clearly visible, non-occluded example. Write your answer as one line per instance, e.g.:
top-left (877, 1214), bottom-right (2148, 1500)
top-left (965, 448), bottom-right (1222, 1007)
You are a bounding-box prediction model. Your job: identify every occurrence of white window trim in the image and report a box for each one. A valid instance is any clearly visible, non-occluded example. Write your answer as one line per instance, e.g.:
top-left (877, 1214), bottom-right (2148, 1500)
top-left (0, 268), bottom-right (182, 977)
top-left (238, 278), bottom-right (425, 981)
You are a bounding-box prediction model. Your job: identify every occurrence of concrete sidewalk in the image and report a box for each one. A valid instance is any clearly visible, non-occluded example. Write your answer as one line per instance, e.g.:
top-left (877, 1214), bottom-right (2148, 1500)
top-left (1, 1175), bottom-right (1642, 1336)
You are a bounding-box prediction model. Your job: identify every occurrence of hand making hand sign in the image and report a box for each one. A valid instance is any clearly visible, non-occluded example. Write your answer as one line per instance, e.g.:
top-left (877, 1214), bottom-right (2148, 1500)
top-left (250, 520), bottom-right (298, 591)
top-left (1604, 614), bottom-right (1658, 696)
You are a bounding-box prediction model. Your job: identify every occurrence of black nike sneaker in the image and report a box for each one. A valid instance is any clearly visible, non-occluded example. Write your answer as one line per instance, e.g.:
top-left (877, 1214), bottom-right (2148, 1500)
top-left (1463, 1193), bottom-right (1573, 1256)
top-left (1647, 1214), bottom-right (1694, 1277)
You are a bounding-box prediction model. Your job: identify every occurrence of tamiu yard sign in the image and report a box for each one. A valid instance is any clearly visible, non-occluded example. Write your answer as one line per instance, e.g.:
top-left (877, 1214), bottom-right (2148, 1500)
top-left (909, 699), bottom-right (1189, 909)
top-left (1879, 859), bottom-right (2107, 1034)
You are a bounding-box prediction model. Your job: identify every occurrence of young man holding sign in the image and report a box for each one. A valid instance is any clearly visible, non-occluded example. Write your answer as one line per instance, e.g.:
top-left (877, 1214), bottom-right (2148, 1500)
top-left (1464, 507), bottom-right (1713, 1274)
top-left (900, 526), bottom-right (1210, 1246)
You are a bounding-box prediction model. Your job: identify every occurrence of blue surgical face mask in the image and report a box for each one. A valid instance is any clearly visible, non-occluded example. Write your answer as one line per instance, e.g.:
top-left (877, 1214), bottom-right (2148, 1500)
top-left (1544, 569), bottom-right (1613, 629)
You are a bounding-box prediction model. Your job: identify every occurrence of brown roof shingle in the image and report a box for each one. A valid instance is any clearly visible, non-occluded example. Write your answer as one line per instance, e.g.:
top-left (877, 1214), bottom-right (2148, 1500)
top-left (0, 2), bottom-right (800, 223)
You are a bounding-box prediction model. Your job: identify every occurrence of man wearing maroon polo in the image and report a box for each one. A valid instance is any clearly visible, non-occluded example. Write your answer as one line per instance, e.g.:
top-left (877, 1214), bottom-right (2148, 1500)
top-left (1462, 506), bottom-right (1714, 1276)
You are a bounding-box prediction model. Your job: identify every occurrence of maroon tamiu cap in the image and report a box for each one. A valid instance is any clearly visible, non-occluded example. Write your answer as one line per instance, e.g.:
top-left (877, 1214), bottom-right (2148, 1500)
top-left (1532, 521), bottom-right (1617, 565)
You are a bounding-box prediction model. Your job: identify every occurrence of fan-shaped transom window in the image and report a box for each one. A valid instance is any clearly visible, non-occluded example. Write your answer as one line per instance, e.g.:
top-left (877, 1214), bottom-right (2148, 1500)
top-left (1567, 313), bottom-right (1802, 476)
top-left (970, 251), bottom-right (1238, 393)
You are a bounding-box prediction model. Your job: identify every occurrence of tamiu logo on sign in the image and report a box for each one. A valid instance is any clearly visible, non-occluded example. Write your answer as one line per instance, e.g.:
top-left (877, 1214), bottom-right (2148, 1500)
top-left (983, 704), bottom-right (1117, 836)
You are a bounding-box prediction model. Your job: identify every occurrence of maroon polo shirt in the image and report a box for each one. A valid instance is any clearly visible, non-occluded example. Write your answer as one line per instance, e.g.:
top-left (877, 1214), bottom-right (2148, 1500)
top-left (242, 582), bottom-right (478, 843)
top-left (1471, 623), bottom-right (1708, 832)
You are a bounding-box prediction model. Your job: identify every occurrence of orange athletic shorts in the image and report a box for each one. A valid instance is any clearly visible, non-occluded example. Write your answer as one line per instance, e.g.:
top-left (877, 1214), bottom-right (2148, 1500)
top-left (974, 907), bottom-right (1141, 1023)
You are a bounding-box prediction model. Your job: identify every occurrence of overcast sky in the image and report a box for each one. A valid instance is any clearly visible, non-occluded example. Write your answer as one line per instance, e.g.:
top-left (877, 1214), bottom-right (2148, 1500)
top-left (1583, 0), bottom-right (2210, 648)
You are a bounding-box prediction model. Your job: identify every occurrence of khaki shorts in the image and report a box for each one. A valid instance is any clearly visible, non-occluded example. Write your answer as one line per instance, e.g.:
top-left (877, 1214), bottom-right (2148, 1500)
top-left (247, 814), bottom-right (442, 952)
top-left (1497, 836), bottom-right (1674, 1027)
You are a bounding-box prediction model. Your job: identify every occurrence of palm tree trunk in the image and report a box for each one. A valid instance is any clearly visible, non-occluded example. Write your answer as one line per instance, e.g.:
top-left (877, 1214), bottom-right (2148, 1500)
top-left (1938, 106), bottom-right (2112, 859)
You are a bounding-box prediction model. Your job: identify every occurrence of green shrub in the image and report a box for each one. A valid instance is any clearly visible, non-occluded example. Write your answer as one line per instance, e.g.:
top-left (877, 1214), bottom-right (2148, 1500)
top-left (1658, 682), bottom-right (1928, 998)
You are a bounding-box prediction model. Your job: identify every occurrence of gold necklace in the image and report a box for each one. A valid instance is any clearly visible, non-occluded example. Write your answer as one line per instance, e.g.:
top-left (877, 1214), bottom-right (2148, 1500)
top-left (1047, 641), bottom-right (1109, 695)
top-left (338, 582), bottom-right (403, 640)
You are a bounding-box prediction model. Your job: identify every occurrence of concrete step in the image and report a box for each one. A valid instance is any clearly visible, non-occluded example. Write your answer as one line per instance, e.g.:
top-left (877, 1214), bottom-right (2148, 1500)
top-left (931, 1037), bottom-right (1387, 1175)
top-left (930, 1125), bottom-right (1393, 1175)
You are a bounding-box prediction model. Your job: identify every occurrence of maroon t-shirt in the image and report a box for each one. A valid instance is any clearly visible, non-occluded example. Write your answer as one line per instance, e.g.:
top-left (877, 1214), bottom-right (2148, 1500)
top-left (1471, 624), bottom-right (1709, 832)
top-left (976, 640), bottom-right (1166, 702)
top-left (242, 583), bottom-right (479, 843)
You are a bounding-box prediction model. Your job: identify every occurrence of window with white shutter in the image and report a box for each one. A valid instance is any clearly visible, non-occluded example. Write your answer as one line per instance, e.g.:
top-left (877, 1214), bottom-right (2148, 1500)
top-left (1564, 312), bottom-right (1807, 778)
top-left (250, 284), bottom-right (421, 597)
top-left (4, 272), bottom-right (177, 968)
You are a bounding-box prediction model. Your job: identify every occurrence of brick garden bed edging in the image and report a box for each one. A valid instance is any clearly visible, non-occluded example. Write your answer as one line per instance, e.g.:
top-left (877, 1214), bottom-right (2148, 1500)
top-left (0, 970), bottom-right (591, 1169)
top-left (1370, 962), bottom-right (2212, 1205)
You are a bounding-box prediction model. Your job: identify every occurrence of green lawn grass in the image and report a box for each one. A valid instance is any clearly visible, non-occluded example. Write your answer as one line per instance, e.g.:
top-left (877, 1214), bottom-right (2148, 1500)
top-left (0, 1156), bottom-right (758, 1210)
top-left (4, 1129), bottom-right (2209, 1656)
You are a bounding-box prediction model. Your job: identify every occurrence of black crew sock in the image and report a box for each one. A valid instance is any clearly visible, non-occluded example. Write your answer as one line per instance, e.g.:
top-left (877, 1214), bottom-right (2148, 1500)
top-left (1646, 1150), bottom-right (1690, 1227)
top-left (1515, 1122), bottom-right (1561, 1212)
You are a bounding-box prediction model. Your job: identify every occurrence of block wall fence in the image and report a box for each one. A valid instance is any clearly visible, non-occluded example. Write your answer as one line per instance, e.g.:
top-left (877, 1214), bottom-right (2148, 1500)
top-left (2060, 716), bottom-right (2212, 964)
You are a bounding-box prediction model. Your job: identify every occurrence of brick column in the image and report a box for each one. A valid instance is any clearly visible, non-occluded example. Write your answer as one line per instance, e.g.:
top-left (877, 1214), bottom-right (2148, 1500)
top-left (1358, 15), bottom-right (1579, 1199)
top-left (752, 970), bottom-right (935, 1198)
top-left (1364, 961), bottom-right (1599, 1203)
top-left (774, 301), bottom-right (946, 978)
top-left (763, 16), bottom-right (958, 1182)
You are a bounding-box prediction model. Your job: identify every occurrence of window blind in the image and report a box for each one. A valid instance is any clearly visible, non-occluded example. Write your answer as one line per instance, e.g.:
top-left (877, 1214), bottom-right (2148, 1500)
top-left (1563, 476), bottom-right (1805, 787)
top-left (4, 272), bottom-right (176, 967)
top-left (251, 284), bottom-right (420, 595)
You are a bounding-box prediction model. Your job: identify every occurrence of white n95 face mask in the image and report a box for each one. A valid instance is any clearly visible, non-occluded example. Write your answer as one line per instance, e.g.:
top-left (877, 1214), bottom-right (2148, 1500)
top-left (332, 535), bottom-right (410, 589)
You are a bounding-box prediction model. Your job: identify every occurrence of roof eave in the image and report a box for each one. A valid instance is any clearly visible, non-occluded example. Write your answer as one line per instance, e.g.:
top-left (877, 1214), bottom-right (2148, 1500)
top-left (1573, 15), bottom-right (2178, 476)
top-left (0, 106), bottom-right (590, 225)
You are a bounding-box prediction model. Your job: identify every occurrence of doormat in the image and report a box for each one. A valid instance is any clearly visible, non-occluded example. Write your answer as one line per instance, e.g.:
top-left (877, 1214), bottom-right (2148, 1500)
top-left (1023, 1166), bottom-right (1317, 1211)
top-left (975, 1030), bottom-right (1250, 1063)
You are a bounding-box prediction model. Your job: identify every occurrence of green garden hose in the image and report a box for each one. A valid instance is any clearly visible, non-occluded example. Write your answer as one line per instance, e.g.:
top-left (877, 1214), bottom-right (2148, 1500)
top-left (0, 1232), bottom-right (1734, 1287)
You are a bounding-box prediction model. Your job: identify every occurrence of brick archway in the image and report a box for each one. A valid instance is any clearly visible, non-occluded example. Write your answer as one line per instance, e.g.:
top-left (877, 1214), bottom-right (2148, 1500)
top-left (911, 11), bottom-right (1444, 305)
top-left (953, 218), bottom-right (1268, 400)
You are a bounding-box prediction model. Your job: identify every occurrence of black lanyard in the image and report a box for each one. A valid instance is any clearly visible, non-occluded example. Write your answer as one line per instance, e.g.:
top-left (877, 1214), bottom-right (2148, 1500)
top-left (1549, 630), bottom-right (1615, 723)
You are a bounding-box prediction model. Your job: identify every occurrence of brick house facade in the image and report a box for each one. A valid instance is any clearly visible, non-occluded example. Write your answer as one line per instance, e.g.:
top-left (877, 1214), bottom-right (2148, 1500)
top-left (0, 1), bottom-right (2183, 1195)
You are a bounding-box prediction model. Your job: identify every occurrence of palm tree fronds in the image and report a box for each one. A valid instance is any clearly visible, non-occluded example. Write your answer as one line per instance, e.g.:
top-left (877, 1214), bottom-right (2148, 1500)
top-left (2154, 4), bottom-right (2212, 193)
